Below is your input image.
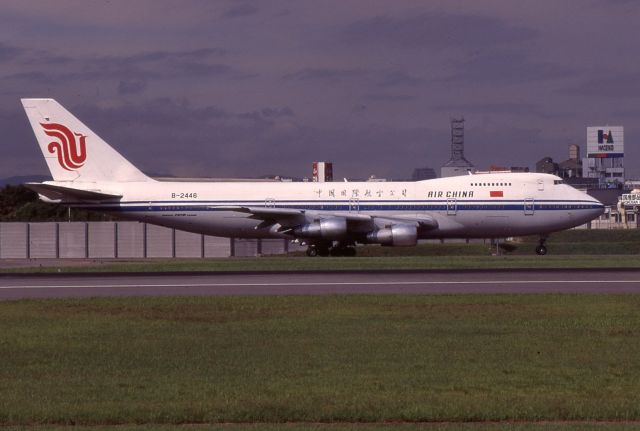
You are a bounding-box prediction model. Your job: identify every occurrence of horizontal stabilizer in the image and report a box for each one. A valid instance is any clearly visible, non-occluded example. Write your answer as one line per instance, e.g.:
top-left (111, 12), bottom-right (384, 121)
top-left (24, 182), bottom-right (122, 202)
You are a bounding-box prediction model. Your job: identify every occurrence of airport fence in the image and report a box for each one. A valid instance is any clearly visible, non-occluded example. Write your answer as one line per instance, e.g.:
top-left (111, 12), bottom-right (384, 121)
top-left (0, 222), bottom-right (299, 259)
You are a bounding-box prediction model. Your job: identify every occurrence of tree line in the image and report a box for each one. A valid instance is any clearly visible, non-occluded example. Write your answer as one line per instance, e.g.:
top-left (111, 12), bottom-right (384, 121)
top-left (0, 185), bottom-right (113, 222)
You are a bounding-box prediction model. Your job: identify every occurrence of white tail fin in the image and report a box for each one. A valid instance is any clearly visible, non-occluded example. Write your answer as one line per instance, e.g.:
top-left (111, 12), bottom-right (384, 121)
top-left (21, 98), bottom-right (150, 182)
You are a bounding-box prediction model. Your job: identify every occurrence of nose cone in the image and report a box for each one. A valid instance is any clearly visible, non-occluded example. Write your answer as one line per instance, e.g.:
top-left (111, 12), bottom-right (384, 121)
top-left (580, 193), bottom-right (605, 224)
top-left (590, 197), bottom-right (606, 218)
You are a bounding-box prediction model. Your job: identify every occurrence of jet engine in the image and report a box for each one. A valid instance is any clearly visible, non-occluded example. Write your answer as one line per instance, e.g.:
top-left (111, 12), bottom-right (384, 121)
top-left (294, 217), bottom-right (347, 239)
top-left (366, 224), bottom-right (417, 246)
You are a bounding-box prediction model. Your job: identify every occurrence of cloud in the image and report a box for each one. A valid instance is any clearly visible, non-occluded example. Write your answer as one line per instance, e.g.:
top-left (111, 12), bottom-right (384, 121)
top-left (564, 72), bottom-right (640, 98)
top-left (62, 98), bottom-right (299, 175)
top-left (221, 3), bottom-right (259, 19)
top-left (75, 98), bottom-right (280, 128)
top-left (3, 47), bottom-right (236, 87)
top-left (443, 50), bottom-right (574, 84)
top-left (379, 70), bottom-right (424, 87)
top-left (117, 80), bottom-right (147, 95)
top-left (432, 102), bottom-right (568, 119)
top-left (362, 93), bottom-right (416, 102)
top-left (342, 12), bottom-right (537, 49)
top-left (0, 108), bottom-right (51, 176)
top-left (118, 48), bottom-right (228, 66)
top-left (238, 107), bottom-right (294, 120)
top-left (283, 68), bottom-right (368, 82)
top-left (0, 42), bottom-right (23, 62)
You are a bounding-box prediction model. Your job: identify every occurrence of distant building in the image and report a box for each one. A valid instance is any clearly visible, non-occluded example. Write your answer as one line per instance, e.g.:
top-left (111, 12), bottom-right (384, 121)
top-left (411, 167), bottom-right (437, 181)
top-left (441, 117), bottom-right (475, 177)
top-left (565, 177), bottom-right (598, 188)
top-left (558, 144), bottom-right (582, 179)
top-left (558, 158), bottom-right (582, 179)
top-left (489, 165), bottom-right (529, 173)
top-left (569, 144), bottom-right (580, 160)
top-left (582, 126), bottom-right (624, 185)
top-left (509, 166), bottom-right (530, 173)
top-left (312, 162), bottom-right (333, 182)
top-left (536, 157), bottom-right (558, 175)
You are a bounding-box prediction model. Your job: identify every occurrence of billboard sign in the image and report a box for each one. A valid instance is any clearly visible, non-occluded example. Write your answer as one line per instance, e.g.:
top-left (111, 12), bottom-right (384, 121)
top-left (621, 193), bottom-right (640, 206)
top-left (587, 126), bottom-right (624, 158)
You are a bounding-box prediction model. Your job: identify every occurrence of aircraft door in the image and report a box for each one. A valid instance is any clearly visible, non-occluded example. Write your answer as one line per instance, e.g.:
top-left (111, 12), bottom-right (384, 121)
top-left (537, 179), bottom-right (544, 191)
top-left (349, 198), bottom-right (360, 213)
top-left (524, 198), bottom-right (535, 215)
top-left (447, 198), bottom-right (457, 215)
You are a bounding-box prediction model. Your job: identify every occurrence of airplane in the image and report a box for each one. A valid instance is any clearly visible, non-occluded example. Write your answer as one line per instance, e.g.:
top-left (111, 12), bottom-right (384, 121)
top-left (21, 98), bottom-right (604, 257)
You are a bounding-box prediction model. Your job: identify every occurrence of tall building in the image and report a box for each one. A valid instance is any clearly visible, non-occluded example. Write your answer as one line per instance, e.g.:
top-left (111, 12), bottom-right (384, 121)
top-left (582, 127), bottom-right (624, 184)
top-left (312, 162), bottom-right (333, 182)
top-left (569, 144), bottom-right (580, 160)
top-left (441, 117), bottom-right (475, 177)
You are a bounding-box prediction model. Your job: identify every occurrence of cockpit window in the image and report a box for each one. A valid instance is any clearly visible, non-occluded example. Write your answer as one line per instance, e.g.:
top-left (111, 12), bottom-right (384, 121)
top-left (554, 180), bottom-right (564, 185)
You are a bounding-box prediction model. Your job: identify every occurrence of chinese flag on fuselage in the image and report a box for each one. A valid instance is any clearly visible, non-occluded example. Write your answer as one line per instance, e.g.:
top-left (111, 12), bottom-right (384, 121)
top-left (490, 190), bottom-right (503, 197)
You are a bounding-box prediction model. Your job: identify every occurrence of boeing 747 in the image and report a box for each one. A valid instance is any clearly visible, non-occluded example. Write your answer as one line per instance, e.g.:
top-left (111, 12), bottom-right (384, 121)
top-left (21, 99), bottom-right (604, 256)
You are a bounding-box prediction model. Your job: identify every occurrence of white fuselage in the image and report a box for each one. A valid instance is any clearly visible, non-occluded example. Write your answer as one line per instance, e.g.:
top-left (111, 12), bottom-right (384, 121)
top-left (60, 172), bottom-right (604, 240)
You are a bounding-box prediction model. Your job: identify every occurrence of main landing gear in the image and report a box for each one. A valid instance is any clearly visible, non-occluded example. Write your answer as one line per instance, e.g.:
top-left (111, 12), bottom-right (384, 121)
top-left (331, 245), bottom-right (356, 257)
top-left (535, 236), bottom-right (548, 256)
top-left (305, 242), bottom-right (356, 257)
top-left (305, 244), bottom-right (330, 257)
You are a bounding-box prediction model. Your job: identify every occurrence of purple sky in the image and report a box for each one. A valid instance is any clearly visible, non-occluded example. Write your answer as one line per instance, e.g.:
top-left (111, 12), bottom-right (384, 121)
top-left (2, 0), bottom-right (639, 180)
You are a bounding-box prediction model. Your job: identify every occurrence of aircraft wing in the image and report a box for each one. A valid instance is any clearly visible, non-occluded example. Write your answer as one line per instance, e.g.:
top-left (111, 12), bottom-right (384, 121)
top-left (211, 205), bottom-right (371, 227)
top-left (376, 214), bottom-right (439, 230)
top-left (24, 182), bottom-right (122, 201)
top-left (210, 205), bottom-right (437, 233)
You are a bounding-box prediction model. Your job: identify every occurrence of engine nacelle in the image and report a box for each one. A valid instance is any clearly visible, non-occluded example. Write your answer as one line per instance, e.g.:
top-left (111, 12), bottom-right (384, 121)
top-left (294, 217), bottom-right (347, 239)
top-left (366, 224), bottom-right (417, 247)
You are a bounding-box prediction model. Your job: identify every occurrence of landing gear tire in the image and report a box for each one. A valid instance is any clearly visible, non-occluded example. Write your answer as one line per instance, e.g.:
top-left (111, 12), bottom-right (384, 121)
top-left (535, 245), bottom-right (547, 256)
top-left (536, 236), bottom-right (548, 256)
top-left (306, 246), bottom-right (318, 257)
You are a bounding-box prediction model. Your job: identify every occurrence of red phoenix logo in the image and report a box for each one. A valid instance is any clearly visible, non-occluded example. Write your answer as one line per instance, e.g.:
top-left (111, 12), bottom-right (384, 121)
top-left (40, 123), bottom-right (87, 171)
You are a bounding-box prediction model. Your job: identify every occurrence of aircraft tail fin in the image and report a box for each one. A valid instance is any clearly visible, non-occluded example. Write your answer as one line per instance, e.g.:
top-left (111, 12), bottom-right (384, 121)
top-left (21, 98), bottom-right (151, 182)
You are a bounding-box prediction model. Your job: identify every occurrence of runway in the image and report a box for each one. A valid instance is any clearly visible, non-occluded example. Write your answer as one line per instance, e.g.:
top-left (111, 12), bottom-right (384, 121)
top-left (1, 269), bottom-right (640, 300)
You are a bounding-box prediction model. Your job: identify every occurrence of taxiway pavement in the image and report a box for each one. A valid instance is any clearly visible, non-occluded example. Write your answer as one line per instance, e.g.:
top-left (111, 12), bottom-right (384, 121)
top-left (0, 269), bottom-right (639, 300)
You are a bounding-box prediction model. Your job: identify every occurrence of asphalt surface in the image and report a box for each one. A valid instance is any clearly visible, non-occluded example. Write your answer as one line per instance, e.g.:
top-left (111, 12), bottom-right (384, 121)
top-left (1, 269), bottom-right (640, 300)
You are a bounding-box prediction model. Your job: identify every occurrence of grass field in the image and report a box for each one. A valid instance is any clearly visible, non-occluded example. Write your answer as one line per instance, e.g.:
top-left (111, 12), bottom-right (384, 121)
top-left (2, 295), bottom-right (640, 429)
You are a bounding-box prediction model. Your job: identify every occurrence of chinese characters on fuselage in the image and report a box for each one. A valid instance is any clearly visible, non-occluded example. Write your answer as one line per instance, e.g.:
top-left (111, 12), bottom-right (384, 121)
top-left (311, 189), bottom-right (474, 198)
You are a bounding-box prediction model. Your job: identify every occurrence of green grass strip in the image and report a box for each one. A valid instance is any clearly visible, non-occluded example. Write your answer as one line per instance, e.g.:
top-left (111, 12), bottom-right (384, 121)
top-left (2, 295), bottom-right (640, 426)
top-left (3, 254), bottom-right (640, 274)
top-left (2, 422), bottom-right (640, 430)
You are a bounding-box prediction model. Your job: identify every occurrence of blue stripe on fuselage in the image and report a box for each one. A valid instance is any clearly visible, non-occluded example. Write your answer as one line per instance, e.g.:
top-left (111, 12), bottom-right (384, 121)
top-left (68, 199), bottom-right (603, 212)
